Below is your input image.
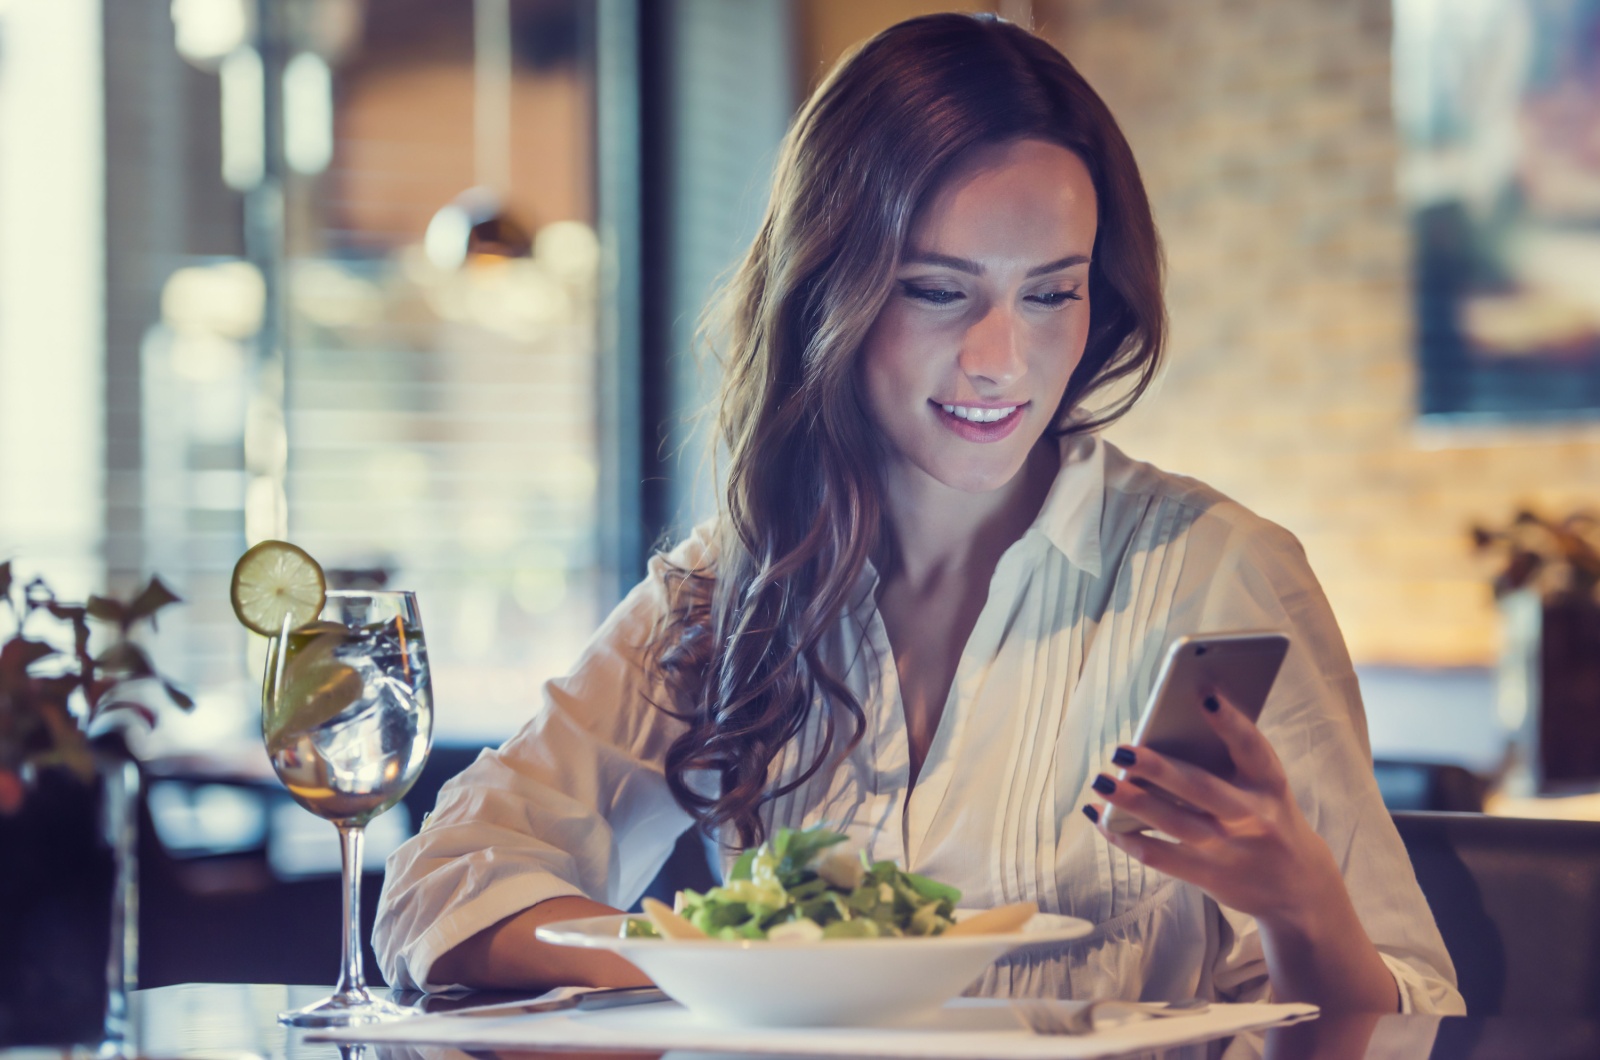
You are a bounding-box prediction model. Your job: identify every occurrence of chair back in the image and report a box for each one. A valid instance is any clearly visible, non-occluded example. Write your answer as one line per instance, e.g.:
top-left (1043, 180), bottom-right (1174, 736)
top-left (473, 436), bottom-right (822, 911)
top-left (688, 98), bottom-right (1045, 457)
top-left (1393, 810), bottom-right (1600, 1017)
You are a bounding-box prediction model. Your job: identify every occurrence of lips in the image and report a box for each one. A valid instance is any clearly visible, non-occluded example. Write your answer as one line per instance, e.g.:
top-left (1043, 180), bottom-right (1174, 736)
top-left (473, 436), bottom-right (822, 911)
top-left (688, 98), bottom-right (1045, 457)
top-left (930, 400), bottom-right (1028, 443)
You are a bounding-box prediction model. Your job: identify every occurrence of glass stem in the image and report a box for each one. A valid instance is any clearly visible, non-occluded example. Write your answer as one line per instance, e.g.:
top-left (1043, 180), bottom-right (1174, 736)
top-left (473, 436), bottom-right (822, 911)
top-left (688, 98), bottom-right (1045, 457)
top-left (335, 823), bottom-right (368, 997)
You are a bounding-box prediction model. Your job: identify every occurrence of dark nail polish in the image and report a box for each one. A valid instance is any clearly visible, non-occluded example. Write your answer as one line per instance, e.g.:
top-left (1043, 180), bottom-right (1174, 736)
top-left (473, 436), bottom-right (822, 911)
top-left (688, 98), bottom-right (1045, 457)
top-left (1203, 695), bottom-right (1220, 713)
top-left (1092, 774), bottom-right (1117, 796)
top-left (1082, 804), bottom-right (1099, 823)
top-left (1112, 747), bottom-right (1136, 767)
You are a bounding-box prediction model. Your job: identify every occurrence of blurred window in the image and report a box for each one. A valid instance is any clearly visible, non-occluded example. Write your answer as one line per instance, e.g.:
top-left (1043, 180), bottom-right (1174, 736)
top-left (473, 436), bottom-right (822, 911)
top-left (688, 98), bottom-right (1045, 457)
top-left (132, 0), bottom-right (602, 758)
top-left (282, 0), bottom-right (601, 744)
top-left (0, 0), bottom-right (106, 601)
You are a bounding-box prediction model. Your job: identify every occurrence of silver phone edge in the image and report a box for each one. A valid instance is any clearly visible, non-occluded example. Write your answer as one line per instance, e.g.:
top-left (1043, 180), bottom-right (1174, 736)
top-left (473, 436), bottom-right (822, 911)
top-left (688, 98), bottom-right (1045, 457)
top-left (1097, 630), bottom-right (1290, 836)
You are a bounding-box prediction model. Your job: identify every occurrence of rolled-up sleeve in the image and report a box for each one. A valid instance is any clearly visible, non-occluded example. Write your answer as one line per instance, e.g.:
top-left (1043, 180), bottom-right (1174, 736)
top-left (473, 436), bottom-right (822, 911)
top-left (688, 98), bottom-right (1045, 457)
top-left (373, 539), bottom-right (705, 991)
top-left (1192, 517), bottom-right (1467, 1015)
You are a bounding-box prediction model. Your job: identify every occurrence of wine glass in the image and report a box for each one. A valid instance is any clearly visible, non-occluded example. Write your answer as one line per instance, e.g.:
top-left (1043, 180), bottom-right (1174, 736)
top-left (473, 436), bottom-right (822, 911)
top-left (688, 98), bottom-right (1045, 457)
top-left (262, 590), bottom-right (433, 1026)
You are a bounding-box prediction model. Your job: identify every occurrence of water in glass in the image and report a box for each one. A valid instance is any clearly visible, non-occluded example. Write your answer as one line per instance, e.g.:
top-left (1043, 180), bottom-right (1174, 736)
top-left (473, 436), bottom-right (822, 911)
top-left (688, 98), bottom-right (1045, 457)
top-left (263, 590), bottom-right (432, 1026)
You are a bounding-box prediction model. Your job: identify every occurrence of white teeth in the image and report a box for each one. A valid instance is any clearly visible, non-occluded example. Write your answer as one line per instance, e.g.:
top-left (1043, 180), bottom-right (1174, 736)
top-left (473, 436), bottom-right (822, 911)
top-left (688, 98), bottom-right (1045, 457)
top-left (940, 404), bottom-right (1018, 423)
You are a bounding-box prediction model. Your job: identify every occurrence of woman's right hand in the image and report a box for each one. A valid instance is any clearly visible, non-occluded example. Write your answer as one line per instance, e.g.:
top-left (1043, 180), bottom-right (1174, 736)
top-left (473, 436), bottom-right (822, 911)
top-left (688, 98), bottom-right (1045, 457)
top-left (429, 895), bottom-right (654, 992)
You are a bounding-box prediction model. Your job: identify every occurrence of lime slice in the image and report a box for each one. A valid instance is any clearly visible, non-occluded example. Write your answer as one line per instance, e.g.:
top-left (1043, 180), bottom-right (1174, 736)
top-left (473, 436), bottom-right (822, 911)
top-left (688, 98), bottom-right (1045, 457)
top-left (230, 540), bottom-right (327, 636)
top-left (266, 628), bottom-right (364, 753)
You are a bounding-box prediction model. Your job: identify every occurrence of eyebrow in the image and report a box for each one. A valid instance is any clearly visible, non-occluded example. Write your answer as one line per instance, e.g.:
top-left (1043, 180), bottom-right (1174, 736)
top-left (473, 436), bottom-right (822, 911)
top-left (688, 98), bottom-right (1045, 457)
top-left (901, 251), bottom-right (1091, 278)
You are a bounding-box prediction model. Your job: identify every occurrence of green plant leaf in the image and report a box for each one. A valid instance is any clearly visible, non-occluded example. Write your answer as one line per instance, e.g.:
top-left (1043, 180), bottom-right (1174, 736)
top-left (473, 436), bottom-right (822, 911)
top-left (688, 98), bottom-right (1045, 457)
top-left (45, 603), bottom-right (91, 657)
top-left (0, 637), bottom-right (55, 681)
top-left (777, 828), bottom-right (847, 879)
top-left (86, 595), bottom-right (126, 625)
top-left (35, 705), bottom-right (94, 782)
top-left (728, 848), bottom-right (757, 882)
top-left (2, 568), bottom-right (190, 788)
top-left (35, 674), bottom-right (82, 705)
top-left (95, 641), bottom-right (153, 678)
top-left (128, 577), bottom-right (183, 627)
top-left (903, 871), bottom-right (962, 906)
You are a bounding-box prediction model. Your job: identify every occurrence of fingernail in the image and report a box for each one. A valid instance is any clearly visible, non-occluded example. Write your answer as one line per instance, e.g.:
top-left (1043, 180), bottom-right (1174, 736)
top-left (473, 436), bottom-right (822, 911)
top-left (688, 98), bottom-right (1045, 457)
top-left (1203, 695), bottom-right (1220, 713)
top-left (1092, 774), bottom-right (1117, 796)
top-left (1082, 804), bottom-right (1099, 823)
top-left (1112, 747), bottom-right (1136, 767)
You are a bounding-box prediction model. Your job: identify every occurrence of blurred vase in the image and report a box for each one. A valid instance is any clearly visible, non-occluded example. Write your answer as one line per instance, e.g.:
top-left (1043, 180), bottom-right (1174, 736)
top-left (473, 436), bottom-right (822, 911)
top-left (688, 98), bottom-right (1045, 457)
top-left (0, 739), bottom-right (139, 1051)
top-left (1497, 589), bottom-right (1600, 796)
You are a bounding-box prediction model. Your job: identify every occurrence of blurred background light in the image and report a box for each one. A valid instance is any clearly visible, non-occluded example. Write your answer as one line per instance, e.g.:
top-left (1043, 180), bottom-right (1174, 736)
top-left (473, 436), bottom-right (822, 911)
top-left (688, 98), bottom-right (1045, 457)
top-left (0, 0), bottom-right (104, 602)
top-left (423, 199), bottom-right (475, 272)
top-left (219, 46), bottom-right (265, 190)
top-left (170, 0), bottom-right (253, 68)
top-left (161, 260), bottom-right (266, 339)
top-left (284, 51), bottom-right (335, 176)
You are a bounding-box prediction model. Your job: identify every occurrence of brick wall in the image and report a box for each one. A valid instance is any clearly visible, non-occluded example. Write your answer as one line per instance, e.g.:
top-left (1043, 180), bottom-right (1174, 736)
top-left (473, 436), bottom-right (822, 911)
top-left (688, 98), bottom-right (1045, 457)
top-left (1039, 0), bottom-right (1600, 666)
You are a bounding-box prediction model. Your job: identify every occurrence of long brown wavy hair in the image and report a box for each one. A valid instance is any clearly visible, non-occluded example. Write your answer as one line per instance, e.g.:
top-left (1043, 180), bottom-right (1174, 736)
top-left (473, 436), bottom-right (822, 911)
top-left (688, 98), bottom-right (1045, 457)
top-left (650, 13), bottom-right (1165, 847)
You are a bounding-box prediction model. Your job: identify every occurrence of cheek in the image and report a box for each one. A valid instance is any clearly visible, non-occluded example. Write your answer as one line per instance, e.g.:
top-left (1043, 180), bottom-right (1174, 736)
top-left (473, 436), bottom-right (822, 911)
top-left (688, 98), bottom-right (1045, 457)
top-left (1029, 312), bottom-right (1092, 383)
top-left (861, 306), bottom-right (927, 393)
top-left (858, 326), bottom-right (905, 431)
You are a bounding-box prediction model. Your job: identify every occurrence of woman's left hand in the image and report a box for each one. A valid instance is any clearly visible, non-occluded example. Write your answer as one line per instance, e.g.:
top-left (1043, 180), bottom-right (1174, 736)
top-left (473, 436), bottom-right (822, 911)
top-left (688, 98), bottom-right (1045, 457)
top-left (1084, 692), bottom-right (1402, 1012)
top-left (1083, 692), bottom-right (1344, 929)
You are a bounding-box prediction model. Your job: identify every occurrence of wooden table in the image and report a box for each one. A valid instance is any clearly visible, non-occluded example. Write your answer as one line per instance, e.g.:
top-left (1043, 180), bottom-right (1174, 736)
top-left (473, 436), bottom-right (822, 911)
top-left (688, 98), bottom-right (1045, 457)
top-left (124, 983), bottom-right (1600, 1060)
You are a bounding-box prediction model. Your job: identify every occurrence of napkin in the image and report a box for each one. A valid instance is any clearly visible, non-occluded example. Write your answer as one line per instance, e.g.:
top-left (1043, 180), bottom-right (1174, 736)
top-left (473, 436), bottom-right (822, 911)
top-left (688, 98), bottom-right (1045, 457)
top-left (318, 997), bottom-right (1319, 1060)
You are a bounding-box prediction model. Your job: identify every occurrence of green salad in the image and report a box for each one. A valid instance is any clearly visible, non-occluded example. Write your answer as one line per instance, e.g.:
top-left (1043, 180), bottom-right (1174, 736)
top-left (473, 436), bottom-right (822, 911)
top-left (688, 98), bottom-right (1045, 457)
top-left (625, 826), bottom-right (961, 941)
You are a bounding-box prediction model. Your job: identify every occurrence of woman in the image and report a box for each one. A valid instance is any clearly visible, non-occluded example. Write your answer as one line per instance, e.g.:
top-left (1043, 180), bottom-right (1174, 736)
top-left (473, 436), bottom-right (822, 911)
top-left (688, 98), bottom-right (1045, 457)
top-left (374, 13), bottom-right (1464, 1014)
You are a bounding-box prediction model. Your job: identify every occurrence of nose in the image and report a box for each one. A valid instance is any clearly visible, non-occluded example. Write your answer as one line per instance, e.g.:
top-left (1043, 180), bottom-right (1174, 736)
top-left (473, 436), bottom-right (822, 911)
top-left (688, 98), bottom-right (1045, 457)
top-left (958, 302), bottom-right (1026, 390)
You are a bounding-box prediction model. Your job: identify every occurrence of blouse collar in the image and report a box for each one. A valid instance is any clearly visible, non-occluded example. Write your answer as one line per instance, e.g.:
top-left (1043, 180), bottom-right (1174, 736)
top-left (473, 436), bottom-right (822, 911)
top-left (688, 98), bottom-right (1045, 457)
top-left (848, 429), bottom-right (1108, 614)
top-left (1028, 431), bottom-right (1106, 579)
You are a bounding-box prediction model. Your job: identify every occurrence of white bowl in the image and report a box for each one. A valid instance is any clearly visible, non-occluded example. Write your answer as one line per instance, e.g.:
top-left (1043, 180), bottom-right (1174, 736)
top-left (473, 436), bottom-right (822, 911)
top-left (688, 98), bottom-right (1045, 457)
top-left (536, 912), bottom-right (1092, 1028)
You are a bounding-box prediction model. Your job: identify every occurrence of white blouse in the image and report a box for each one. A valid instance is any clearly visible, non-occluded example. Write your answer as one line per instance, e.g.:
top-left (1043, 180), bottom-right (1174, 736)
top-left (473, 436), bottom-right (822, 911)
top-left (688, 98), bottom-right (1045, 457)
top-left (373, 433), bottom-right (1465, 1014)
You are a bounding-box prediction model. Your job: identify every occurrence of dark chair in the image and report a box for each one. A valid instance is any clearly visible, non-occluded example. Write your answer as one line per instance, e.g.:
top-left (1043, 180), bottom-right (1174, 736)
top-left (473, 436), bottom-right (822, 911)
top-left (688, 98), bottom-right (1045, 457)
top-left (138, 792), bottom-right (388, 987)
top-left (1392, 810), bottom-right (1600, 1017)
top-left (138, 742), bottom-right (721, 985)
top-left (139, 744), bottom-right (490, 987)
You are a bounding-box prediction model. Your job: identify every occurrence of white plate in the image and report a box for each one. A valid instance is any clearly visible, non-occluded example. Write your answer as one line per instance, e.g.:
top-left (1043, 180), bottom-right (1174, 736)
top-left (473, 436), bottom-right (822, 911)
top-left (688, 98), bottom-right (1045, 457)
top-left (536, 912), bottom-right (1093, 1028)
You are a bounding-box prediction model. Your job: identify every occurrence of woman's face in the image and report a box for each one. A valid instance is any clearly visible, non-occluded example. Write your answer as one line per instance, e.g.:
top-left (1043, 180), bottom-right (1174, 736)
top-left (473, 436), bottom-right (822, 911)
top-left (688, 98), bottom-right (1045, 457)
top-left (861, 138), bottom-right (1097, 496)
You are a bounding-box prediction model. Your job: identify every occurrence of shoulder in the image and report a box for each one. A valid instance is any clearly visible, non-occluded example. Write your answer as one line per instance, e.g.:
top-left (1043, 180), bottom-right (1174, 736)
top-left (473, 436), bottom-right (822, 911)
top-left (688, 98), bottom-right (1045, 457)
top-left (1097, 438), bottom-right (1310, 587)
top-left (1091, 439), bottom-right (1334, 651)
top-left (576, 520), bottom-right (720, 669)
top-left (1098, 441), bottom-right (1357, 689)
top-left (1094, 442), bottom-right (1363, 735)
top-left (652, 519), bottom-right (720, 578)
top-left (647, 519), bottom-right (720, 618)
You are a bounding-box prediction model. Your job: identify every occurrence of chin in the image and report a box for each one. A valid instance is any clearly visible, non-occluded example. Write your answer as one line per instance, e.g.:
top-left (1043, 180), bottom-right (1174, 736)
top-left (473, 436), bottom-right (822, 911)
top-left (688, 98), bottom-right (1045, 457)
top-left (927, 452), bottom-right (1033, 495)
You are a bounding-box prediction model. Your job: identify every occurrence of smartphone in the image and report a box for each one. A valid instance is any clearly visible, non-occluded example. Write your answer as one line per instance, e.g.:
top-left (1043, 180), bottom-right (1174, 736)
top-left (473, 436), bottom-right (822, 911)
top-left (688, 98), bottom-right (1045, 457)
top-left (1099, 630), bottom-right (1291, 835)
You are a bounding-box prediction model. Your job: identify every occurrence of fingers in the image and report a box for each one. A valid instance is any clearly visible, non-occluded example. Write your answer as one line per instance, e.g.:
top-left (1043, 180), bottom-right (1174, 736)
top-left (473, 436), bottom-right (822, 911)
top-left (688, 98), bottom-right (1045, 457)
top-left (1198, 691), bottom-right (1287, 792)
top-left (1084, 797), bottom-right (1221, 893)
top-left (1100, 824), bottom-right (1212, 885)
top-left (1087, 773), bottom-right (1220, 845)
top-left (1110, 744), bottom-right (1253, 822)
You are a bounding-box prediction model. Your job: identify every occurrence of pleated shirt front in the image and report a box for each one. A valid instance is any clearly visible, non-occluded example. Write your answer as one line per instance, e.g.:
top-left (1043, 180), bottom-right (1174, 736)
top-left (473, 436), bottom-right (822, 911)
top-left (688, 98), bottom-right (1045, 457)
top-left (374, 433), bottom-right (1464, 1015)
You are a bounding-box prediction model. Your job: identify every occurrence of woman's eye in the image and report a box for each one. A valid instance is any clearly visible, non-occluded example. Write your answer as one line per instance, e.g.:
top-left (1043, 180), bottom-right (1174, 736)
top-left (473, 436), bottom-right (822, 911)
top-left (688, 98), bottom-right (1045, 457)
top-left (901, 284), bottom-right (964, 305)
top-left (1026, 290), bottom-right (1083, 308)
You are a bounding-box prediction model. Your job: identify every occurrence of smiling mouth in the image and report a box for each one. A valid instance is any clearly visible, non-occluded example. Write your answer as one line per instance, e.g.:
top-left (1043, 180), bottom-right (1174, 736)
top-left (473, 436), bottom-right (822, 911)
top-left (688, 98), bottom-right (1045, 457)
top-left (929, 400), bottom-right (1029, 443)
top-left (937, 402), bottom-right (1021, 423)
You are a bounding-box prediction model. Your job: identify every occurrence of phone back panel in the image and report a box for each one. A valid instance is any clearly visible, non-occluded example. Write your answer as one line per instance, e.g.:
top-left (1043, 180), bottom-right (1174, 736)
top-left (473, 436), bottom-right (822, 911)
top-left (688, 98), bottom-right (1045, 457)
top-left (1133, 631), bottom-right (1291, 776)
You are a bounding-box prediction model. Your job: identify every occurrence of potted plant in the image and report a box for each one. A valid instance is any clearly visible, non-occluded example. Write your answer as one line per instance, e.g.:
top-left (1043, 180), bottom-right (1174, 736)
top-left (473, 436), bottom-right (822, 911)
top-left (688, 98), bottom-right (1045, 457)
top-left (0, 561), bottom-right (190, 1049)
top-left (1471, 510), bottom-right (1600, 795)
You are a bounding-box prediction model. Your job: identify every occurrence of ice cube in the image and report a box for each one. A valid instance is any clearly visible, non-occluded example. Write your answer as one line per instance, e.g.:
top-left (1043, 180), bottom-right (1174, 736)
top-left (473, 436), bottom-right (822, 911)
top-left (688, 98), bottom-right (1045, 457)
top-left (310, 655), bottom-right (423, 795)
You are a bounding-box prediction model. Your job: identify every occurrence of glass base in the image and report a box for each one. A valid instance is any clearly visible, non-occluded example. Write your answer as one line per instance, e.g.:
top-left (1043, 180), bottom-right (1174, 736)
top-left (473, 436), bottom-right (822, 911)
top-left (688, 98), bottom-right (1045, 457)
top-left (278, 989), bottom-right (416, 1027)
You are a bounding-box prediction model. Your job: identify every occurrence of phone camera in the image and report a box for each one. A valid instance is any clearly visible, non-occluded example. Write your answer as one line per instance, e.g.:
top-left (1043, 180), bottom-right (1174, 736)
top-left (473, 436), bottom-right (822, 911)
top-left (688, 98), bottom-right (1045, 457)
top-left (1194, 645), bottom-right (1208, 656)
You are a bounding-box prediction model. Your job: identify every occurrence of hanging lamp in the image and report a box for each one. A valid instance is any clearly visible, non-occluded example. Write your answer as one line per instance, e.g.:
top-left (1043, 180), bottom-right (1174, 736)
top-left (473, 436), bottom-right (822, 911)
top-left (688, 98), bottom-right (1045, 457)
top-left (424, 0), bottom-right (532, 270)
